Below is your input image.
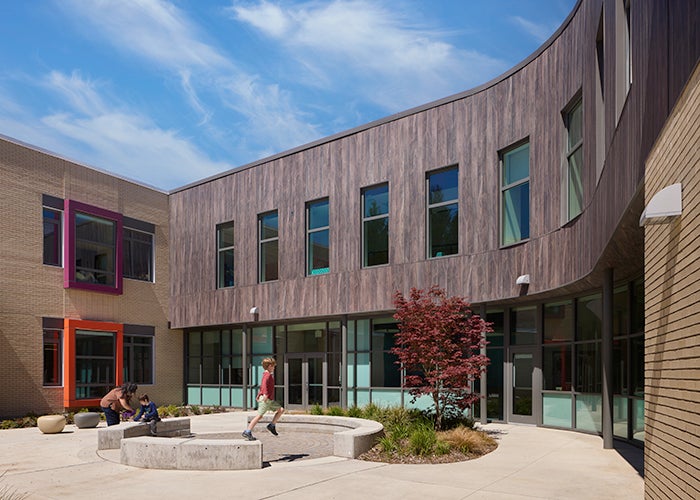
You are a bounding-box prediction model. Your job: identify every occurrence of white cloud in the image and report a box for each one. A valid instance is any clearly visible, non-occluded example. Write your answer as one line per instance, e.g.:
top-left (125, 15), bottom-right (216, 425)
top-left (57, 0), bottom-right (322, 160)
top-left (230, 0), bottom-right (507, 111)
top-left (44, 71), bottom-right (108, 116)
top-left (2, 71), bottom-right (228, 189)
top-left (510, 16), bottom-right (556, 45)
top-left (59, 0), bottom-right (229, 70)
top-left (42, 111), bottom-right (228, 189)
top-left (230, 1), bottom-right (291, 38)
top-left (217, 74), bottom-right (321, 155)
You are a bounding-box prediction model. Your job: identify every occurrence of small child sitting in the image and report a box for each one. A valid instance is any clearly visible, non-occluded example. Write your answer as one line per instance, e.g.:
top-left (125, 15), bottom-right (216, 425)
top-left (133, 394), bottom-right (161, 434)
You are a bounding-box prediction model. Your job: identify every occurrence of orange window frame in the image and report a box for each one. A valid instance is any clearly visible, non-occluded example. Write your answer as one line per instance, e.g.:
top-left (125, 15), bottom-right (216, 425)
top-left (63, 319), bottom-right (124, 408)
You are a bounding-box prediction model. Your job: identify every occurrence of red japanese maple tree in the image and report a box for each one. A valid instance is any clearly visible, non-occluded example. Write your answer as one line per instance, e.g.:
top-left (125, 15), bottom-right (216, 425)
top-left (391, 286), bottom-right (491, 430)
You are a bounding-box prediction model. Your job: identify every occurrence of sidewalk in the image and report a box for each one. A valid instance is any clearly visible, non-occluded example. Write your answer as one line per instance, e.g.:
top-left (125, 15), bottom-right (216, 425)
top-left (0, 411), bottom-right (644, 499)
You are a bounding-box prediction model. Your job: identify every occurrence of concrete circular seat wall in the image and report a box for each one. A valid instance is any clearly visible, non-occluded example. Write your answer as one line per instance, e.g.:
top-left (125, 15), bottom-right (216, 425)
top-left (74, 412), bottom-right (101, 428)
top-left (37, 415), bottom-right (66, 434)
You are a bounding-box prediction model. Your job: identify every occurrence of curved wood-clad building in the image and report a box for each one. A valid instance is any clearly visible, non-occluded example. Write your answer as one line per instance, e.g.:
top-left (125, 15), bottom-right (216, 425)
top-left (0, 0), bottom-right (698, 496)
top-left (170, 0), bottom-right (696, 448)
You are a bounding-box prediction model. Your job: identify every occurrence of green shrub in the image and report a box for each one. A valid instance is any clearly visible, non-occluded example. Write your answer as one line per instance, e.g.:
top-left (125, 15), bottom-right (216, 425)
top-left (408, 423), bottom-right (438, 456)
top-left (326, 406), bottom-right (345, 416)
top-left (346, 405), bottom-right (362, 418)
top-left (309, 404), bottom-right (323, 415)
top-left (378, 435), bottom-right (400, 454)
top-left (360, 402), bottom-right (383, 421)
top-left (189, 405), bottom-right (201, 415)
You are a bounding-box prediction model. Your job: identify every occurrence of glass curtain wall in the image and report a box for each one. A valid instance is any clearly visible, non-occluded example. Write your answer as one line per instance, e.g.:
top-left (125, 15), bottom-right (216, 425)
top-left (347, 317), bottom-right (402, 407)
top-left (186, 328), bottom-right (244, 406)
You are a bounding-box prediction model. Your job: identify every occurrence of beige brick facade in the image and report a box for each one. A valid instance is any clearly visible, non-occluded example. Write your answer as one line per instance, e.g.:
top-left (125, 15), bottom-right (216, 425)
top-left (0, 137), bottom-right (183, 417)
top-left (643, 64), bottom-right (700, 499)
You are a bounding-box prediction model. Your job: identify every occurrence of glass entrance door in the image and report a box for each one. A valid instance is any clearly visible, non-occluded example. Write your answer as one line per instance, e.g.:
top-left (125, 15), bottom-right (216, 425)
top-left (286, 354), bottom-right (324, 409)
top-left (508, 347), bottom-right (538, 424)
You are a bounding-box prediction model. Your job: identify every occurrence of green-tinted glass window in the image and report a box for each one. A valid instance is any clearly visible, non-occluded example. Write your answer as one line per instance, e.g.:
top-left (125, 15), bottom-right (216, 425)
top-left (501, 143), bottom-right (530, 246)
top-left (307, 199), bottom-right (329, 275)
top-left (427, 166), bottom-right (458, 258)
top-left (259, 211), bottom-right (279, 282)
top-left (217, 222), bottom-right (234, 288)
top-left (566, 98), bottom-right (583, 220)
top-left (362, 183), bottom-right (389, 267)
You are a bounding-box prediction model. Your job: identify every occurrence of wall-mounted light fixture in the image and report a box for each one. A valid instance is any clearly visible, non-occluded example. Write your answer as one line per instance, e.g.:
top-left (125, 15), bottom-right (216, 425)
top-left (249, 306), bottom-right (259, 315)
top-left (639, 183), bottom-right (683, 226)
top-left (516, 274), bottom-right (530, 286)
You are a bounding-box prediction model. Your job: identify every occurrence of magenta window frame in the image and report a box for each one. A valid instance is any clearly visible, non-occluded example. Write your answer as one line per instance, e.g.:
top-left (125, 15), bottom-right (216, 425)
top-left (64, 200), bottom-right (123, 294)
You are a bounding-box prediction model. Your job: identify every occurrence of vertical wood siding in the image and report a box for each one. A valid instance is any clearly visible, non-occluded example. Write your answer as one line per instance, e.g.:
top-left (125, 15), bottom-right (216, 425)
top-left (169, 0), bottom-right (698, 329)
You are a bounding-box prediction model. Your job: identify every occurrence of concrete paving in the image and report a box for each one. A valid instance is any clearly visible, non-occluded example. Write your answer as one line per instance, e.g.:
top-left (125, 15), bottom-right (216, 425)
top-left (0, 411), bottom-right (644, 499)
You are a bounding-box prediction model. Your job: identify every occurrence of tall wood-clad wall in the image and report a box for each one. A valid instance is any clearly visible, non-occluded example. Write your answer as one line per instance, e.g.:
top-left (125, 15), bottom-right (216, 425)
top-left (644, 64), bottom-right (700, 500)
top-left (169, 0), bottom-right (699, 329)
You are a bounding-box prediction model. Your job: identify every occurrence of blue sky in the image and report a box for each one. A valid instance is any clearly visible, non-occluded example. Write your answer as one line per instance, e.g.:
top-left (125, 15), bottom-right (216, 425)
top-left (0, 0), bottom-right (576, 191)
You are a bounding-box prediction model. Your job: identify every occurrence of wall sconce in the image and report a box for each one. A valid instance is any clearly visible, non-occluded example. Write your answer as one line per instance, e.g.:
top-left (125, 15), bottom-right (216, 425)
top-left (250, 306), bottom-right (259, 321)
top-left (516, 274), bottom-right (529, 296)
top-left (516, 274), bottom-right (530, 286)
top-left (639, 183), bottom-right (683, 226)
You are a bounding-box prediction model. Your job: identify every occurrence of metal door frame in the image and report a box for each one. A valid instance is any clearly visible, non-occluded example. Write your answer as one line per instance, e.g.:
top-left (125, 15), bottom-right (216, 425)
top-left (506, 346), bottom-right (541, 424)
top-left (284, 353), bottom-right (326, 410)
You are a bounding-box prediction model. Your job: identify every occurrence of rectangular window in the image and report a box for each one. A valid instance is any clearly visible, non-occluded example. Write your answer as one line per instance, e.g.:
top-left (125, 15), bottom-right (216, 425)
top-left (123, 228), bottom-right (154, 281)
top-left (43, 207), bottom-right (62, 266)
top-left (65, 199), bottom-right (124, 294)
top-left (361, 183), bottom-right (389, 267)
top-left (510, 305), bottom-right (537, 345)
top-left (371, 320), bottom-right (401, 387)
top-left (123, 335), bottom-right (153, 384)
top-left (217, 222), bottom-right (234, 288)
top-left (75, 330), bottom-right (116, 400)
top-left (75, 212), bottom-right (117, 286)
top-left (501, 143), bottom-right (530, 246)
top-left (566, 99), bottom-right (583, 220)
top-left (43, 329), bottom-right (63, 386)
top-left (544, 344), bottom-right (572, 391)
top-left (577, 294), bottom-right (602, 341)
top-left (427, 166), bottom-right (458, 258)
top-left (544, 300), bottom-right (573, 342)
top-left (595, 11), bottom-right (605, 179)
top-left (258, 211), bottom-right (279, 282)
top-left (307, 198), bottom-right (329, 275)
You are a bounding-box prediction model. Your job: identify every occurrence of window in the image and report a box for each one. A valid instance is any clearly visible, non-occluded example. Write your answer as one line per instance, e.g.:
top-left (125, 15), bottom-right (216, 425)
top-left (565, 99), bottom-right (583, 220)
top-left (123, 228), bottom-right (153, 281)
top-left (615, 0), bottom-right (632, 122)
top-left (510, 305), bottom-right (537, 345)
top-left (371, 320), bottom-right (400, 387)
top-left (307, 198), bottom-right (329, 275)
top-left (43, 329), bottom-right (62, 386)
top-left (501, 143), bottom-right (530, 246)
top-left (427, 166), bottom-right (458, 258)
top-left (123, 335), bottom-right (153, 384)
top-left (75, 330), bottom-right (116, 399)
top-left (65, 200), bottom-right (123, 294)
top-left (43, 207), bottom-right (62, 266)
top-left (217, 222), bottom-right (234, 288)
top-left (361, 183), bottom-right (389, 267)
top-left (258, 211), bottom-right (279, 282)
top-left (595, 11), bottom-right (605, 179)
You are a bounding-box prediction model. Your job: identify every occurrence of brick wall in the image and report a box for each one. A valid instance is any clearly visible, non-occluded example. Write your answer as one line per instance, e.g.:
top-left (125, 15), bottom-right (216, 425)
top-left (0, 138), bottom-right (183, 417)
top-left (643, 64), bottom-right (700, 499)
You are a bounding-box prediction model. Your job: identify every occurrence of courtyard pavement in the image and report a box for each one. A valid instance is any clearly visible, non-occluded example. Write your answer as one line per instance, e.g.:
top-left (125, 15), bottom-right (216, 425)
top-left (0, 411), bottom-right (644, 499)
